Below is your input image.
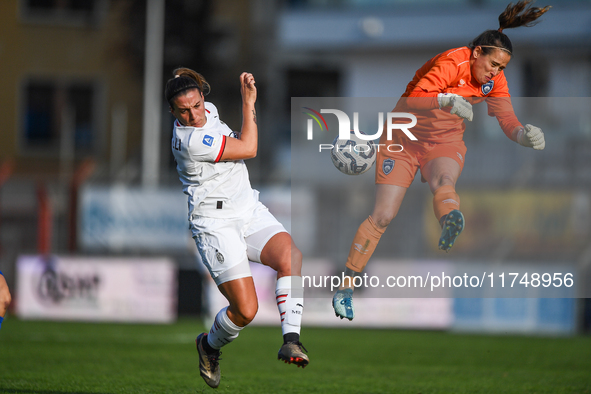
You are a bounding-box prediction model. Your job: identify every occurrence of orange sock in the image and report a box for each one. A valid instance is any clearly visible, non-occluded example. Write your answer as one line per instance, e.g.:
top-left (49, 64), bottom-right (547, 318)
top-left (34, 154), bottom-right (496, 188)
top-left (345, 216), bottom-right (385, 273)
top-left (433, 185), bottom-right (460, 222)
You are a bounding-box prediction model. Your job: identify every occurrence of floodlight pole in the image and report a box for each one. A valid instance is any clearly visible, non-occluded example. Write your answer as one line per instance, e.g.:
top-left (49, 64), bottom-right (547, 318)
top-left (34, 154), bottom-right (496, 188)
top-left (141, 0), bottom-right (165, 188)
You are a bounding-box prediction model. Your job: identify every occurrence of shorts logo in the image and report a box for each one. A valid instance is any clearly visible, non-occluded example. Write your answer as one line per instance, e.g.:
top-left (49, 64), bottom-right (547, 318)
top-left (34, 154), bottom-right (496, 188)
top-left (216, 251), bottom-right (224, 264)
top-left (481, 80), bottom-right (494, 95)
top-left (456, 152), bottom-right (463, 162)
top-left (203, 135), bottom-right (214, 147)
top-left (382, 159), bottom-right (395, 175)
top-left (458, 79), bottom-right (466, 87)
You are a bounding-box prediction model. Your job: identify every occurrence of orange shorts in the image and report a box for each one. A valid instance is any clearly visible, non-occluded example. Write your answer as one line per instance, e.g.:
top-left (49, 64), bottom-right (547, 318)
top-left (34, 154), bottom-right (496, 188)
top-left (375, 134), bottom-right (467, 188)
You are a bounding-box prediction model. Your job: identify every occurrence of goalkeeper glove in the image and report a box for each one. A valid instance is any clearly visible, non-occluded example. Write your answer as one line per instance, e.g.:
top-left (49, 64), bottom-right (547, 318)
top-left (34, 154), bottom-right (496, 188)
top-left (437, 93), bottom-right (473, 121)
top-left (516, 124), bottom-right (545, 150)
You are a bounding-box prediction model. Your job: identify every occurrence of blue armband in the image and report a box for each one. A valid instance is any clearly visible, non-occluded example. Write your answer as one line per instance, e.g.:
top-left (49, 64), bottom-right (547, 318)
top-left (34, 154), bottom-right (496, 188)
top-left (0, 270), bottom-right (3, 276)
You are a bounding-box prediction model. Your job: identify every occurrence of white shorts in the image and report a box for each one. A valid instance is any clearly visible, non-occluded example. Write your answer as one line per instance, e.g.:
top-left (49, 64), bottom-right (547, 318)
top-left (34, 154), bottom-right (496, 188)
top-left (190, 201), bottom-right (287, 285)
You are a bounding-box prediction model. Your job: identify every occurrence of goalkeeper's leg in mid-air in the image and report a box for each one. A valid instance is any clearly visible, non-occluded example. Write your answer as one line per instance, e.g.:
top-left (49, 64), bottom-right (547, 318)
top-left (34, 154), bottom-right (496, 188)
top-left (332, 186), bottom-right (399, 321)
top-left (332, 157), bottom-right (465, 320)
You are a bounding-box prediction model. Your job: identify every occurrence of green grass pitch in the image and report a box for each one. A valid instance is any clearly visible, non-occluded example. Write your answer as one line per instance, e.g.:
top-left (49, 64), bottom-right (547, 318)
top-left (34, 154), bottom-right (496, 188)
top-left (0, 317), bottom-right (590, 393)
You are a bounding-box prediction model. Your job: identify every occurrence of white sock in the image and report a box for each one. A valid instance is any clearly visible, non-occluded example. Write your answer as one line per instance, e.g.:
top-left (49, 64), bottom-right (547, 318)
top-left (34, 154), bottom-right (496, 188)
top-left (275, 276), bottom-right (304, 336)
top-left (207, 306), bottom-right (243, 350)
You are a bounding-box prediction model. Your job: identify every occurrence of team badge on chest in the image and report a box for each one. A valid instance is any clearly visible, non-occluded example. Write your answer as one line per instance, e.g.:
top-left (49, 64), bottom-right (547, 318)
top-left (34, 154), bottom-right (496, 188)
top-left (481, 80), bottom-right (494, 95)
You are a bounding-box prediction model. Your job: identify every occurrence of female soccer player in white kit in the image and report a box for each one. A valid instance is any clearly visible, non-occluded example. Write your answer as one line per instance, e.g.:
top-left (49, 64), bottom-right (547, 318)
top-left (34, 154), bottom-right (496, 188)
top-left (165, 68), bottom-right (308, 388)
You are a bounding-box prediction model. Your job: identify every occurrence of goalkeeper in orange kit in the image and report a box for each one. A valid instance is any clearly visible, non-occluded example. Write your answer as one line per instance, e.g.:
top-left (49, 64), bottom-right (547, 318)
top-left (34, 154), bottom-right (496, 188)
top-left (333, 0), bottom-right (550, 320)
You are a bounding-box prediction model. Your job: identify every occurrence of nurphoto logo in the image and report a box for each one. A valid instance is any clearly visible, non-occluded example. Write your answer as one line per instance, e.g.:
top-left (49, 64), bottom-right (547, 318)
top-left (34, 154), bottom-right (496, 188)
top-left (302, 107), bottom-right (418, 153)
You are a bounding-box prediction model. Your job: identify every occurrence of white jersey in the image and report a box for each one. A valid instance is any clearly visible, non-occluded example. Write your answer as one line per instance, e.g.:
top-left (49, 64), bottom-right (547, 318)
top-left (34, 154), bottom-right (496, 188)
top-left (171, 102), bottom-right (259, 219)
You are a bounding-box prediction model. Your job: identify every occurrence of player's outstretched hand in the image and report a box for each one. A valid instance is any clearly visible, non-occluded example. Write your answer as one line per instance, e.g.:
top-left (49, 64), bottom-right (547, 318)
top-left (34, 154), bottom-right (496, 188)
top-left (437, 93), bottom-right (473, 122)
top-left (517, 124), bottom-right (545, 150)
top-left (240, 72), bottom-right (257, 106)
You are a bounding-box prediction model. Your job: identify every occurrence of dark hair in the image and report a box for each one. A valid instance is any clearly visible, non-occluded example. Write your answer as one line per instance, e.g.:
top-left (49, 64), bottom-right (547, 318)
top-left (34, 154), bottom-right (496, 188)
top-left (164, 67), bottom-right (211, 106)
top-left (469, 0), bottom-right (551, 56)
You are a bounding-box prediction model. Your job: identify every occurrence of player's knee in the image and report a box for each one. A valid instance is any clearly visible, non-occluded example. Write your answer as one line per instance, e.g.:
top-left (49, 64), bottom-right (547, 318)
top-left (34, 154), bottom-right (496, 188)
top-left (372, 212), bottom-right (396, 229)
top-left (236, 302), bottom-right (258, 326)
top-left (431, 174), bottom-right (456, 191)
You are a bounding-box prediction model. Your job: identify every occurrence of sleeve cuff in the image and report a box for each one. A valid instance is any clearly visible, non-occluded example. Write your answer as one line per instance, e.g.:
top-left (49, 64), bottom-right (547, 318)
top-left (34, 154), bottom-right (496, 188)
top-left (215, 135), bottom-right (227, 162)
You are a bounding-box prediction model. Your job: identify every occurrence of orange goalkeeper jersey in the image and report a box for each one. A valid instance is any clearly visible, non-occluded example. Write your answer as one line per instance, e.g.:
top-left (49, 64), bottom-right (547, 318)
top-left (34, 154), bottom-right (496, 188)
top-left (393, 46), bottom-right (522, 143)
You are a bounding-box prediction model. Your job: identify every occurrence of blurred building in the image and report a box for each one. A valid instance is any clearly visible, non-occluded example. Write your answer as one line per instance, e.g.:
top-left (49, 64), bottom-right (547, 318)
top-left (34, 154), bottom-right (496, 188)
top-left (0, 0), bottom-right (271, 182)
top-left (0, 0), bottom-right (143, 177)
top-left (0, 0), bottom-right (147, 287)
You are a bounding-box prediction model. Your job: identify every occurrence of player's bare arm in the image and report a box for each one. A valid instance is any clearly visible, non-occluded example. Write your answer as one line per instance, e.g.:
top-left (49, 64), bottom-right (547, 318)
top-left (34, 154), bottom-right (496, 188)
top-left (220, 72), bottom-right (258, 161)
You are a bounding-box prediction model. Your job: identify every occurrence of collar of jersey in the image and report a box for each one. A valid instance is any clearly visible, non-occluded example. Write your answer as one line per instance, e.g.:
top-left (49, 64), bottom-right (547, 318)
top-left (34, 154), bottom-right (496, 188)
top-left (176, 113), bottom-right (212, 129)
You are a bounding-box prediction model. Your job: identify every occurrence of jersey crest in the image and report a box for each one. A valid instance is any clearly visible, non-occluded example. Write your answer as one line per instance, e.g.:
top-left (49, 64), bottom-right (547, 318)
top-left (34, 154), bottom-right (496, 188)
top-left (481, 80), bottom-right (494, 95)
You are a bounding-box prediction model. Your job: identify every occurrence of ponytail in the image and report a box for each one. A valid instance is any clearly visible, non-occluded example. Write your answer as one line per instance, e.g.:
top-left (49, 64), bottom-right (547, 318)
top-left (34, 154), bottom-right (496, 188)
top-left (469, 0), bottom-right (551, 57)
top-left (164, 67), bottom-right (210, 106)
top-left (498, 0), bottom-right (551, 32)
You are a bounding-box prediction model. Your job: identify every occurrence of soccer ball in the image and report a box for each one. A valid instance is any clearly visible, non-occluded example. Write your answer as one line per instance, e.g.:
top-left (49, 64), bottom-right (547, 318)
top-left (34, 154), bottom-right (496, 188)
top-left (330, 131), bottom-right (376, 175)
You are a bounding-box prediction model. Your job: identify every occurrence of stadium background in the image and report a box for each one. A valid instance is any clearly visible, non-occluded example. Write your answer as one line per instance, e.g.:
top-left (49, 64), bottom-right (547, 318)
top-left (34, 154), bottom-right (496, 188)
top-left (0, 0), bottom-right (590, 390)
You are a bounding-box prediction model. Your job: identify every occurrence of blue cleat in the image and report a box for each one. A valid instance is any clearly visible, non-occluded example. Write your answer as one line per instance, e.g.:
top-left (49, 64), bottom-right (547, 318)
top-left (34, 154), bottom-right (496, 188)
top-left (332, 288), bottom-right (355, 321)
top-left (438, 209), bottom-right (465, 252)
